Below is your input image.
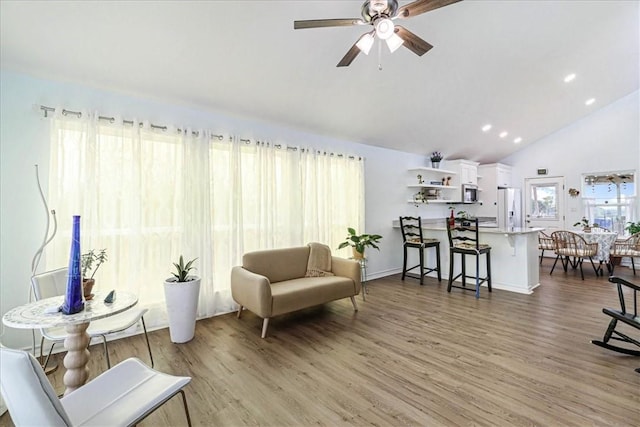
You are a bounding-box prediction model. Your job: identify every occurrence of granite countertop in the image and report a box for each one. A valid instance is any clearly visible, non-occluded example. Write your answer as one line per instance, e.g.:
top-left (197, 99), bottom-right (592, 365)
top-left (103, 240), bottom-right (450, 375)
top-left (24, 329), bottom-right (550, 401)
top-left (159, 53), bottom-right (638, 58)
top-left (420, 225), bottom-right (544, 234)
top-left (392, 219), bottom-right (544, 235)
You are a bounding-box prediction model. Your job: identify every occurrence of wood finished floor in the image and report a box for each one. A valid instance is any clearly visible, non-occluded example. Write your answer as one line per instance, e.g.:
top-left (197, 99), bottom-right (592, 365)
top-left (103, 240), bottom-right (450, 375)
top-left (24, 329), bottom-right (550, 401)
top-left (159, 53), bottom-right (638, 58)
top-left (2, 258), bottom-right (639, 426)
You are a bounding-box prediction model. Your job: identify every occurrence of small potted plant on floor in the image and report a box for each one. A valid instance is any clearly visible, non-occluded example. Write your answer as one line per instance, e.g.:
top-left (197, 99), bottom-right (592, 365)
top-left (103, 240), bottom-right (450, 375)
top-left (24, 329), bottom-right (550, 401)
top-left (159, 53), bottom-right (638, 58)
top-left (163, 255), bottom-right (201, 343)
top-left (81, 248), bottom-right (107, 300)
top-left (338, 228), bottom-right (383, 259)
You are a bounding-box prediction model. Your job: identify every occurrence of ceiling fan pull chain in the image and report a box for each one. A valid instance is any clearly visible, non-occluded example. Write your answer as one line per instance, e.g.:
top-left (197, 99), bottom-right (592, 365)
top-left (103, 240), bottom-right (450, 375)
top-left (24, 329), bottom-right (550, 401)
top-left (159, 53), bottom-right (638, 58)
top-left (378, 40), bottom-right (383, 71)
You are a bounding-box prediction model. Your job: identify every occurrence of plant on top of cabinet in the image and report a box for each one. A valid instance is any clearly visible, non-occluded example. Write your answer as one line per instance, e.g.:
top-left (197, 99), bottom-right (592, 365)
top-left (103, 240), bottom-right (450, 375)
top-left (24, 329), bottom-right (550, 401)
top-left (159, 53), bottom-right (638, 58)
top-left (430, 151), bottom-right (443, 169)
top-left (430, 151), bottom-right (443, 162)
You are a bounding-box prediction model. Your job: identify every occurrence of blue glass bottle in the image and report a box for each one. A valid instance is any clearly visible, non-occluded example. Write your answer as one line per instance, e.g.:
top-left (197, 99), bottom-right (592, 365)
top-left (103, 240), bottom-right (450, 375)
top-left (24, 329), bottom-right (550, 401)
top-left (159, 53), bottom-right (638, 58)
top-left (61, 215), bottom-right (84, 315)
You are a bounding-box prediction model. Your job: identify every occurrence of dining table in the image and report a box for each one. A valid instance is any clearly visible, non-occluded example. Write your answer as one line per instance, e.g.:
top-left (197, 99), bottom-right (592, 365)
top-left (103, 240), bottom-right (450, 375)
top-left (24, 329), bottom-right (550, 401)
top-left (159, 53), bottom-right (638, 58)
top-left (2, 290), bottom-right (138, 395)
top-left (575, 229), bottom-right (618, 274)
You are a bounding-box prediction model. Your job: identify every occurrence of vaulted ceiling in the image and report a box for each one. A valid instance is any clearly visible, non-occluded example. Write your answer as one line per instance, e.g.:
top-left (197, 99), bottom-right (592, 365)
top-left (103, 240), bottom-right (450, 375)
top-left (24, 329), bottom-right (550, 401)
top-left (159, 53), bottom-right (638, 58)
top-left (1, 1), bottom-right (638, 163)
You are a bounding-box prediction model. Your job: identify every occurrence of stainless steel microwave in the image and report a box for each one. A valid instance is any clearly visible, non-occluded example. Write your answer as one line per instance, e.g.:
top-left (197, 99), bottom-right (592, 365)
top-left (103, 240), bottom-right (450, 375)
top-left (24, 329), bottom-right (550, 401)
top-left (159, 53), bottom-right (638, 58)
top-left (462, 184), bottom-right (478, 203)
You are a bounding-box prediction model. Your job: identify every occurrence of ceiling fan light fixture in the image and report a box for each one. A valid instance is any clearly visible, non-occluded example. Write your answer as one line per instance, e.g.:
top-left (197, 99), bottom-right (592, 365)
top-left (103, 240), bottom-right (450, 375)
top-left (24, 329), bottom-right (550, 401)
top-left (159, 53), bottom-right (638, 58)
top-left (356, 32), bottom-right (375, 55)
top-left (386, 32), bottom-right (404, 53)
top-left (375, 18), bottom-right (395, 40)
top-left (369, 0), bottom-right (389, 14)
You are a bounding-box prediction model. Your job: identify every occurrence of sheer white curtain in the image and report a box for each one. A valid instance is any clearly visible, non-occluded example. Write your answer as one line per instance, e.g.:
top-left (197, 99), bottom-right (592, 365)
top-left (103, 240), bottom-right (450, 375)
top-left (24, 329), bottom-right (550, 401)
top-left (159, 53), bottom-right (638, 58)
top-left (300, 149), bottom-right (365, 253)
top-left (46, 112), bottom-right (364, 328)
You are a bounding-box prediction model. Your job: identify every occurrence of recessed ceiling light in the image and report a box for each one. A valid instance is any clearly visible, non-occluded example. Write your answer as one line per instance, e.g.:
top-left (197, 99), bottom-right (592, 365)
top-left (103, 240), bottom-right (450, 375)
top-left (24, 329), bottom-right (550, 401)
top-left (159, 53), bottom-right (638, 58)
top-left (482, 124), bottom-right (492, 132)
top-left (499, 131), bottom-right (508, 138)
top-left (585, 98), bottom-right (596, 106)
top-left (514, 137), bottom-right (522, 144)
top-left (564, 73), bottom-right (576, 83)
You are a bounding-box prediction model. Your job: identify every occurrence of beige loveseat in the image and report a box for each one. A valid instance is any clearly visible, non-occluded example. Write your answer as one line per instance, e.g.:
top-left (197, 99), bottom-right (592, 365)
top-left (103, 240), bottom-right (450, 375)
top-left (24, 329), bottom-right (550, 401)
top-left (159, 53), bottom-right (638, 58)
top-left (231, 243), bottom-right (361, 338)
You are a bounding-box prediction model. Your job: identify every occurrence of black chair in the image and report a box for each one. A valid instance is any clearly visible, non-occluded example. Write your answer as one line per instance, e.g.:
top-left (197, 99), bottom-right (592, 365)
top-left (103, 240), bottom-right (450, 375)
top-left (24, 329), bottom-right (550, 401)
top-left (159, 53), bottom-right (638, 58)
top-left (399, 216), bottom-right (441, 285)
top-left (591, 276), bottom-right (640, 374)
top-left (446, 217), bottom-right (492, 298)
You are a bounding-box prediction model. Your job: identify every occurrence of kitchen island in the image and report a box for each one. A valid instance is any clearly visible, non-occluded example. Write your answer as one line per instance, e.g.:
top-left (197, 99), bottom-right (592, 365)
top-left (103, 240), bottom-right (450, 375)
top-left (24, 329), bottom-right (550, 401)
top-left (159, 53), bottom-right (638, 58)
top-left (393, 220), bottom-right (544, 294)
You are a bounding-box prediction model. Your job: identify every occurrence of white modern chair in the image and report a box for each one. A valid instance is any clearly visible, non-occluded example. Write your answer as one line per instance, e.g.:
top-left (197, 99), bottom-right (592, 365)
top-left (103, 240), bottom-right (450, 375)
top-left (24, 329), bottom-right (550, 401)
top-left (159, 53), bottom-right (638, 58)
top-left (31, 268), bottom-right (154, 370)
top-left (0, 347), bottom-right (192, 426)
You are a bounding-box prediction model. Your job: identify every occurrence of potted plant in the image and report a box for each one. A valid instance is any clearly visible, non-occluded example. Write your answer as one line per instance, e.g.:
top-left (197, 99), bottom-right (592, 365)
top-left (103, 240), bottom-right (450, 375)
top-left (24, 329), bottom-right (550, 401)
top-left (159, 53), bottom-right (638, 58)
top-left (625, 221), bottom-right (640, 235)
top-left (412, 189), bottom-right (428, 207)
top-left (163, 255), bottom-right (201, 343)
top-left (337, 228), bottom-right (383, 259)
top-left (573, 217), bottom-right (591, 232)
top-left (430, 151), bottom-right (443, 169)
top-left (81, 248), bottom-right (107, 300)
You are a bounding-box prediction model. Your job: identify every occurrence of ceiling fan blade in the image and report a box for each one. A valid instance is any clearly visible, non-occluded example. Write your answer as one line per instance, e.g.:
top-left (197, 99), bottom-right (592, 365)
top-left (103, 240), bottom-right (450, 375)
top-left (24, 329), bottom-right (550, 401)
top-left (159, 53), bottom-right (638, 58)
top-left (395, 26), bottom-right (433, 56)
top-left (396, 0), bottom-right (462, 19)
top-left (337, 42), bottom-right (362, 67)
top-left (294, 18), bottom-right (366, 30)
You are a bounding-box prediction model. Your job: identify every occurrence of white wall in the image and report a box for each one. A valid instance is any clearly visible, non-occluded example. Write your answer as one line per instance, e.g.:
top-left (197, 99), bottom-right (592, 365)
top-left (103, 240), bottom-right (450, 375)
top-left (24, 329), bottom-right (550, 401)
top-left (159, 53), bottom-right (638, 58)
top-left (501, 91), bottom-right (639, 227)
top-left (0, 70), bottom-right (423, 349)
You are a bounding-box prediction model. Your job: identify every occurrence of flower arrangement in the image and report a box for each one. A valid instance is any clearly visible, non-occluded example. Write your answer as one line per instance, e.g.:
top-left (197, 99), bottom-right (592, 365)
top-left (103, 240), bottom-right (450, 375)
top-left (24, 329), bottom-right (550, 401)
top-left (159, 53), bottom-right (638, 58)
top-left (430, 151), bottom-right (443, 162)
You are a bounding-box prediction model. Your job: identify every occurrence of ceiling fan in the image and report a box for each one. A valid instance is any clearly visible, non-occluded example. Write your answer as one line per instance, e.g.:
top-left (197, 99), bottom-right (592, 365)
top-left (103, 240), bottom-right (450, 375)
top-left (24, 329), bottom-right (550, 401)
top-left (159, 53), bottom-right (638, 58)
top-left (294, 0), bottom-right (462, 67)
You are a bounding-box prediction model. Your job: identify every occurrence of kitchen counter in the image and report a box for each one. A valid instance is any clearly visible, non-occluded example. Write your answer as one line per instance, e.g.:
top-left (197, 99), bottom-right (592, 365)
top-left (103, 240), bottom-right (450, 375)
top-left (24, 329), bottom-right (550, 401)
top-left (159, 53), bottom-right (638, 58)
top-left (420, 225), bottom-right (544, 235)
top-left (393, 220), bottom-right (543, 294)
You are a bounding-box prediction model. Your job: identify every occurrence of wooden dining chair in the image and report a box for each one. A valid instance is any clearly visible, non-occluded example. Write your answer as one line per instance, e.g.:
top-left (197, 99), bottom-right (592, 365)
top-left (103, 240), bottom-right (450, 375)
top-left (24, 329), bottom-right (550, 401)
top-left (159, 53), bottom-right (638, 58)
top-left (446, 217), bottom-right (491, 298)
top-left (550, 230), bottom-right (599, 280)
top-left (399, 216), bottom-right (441, 285)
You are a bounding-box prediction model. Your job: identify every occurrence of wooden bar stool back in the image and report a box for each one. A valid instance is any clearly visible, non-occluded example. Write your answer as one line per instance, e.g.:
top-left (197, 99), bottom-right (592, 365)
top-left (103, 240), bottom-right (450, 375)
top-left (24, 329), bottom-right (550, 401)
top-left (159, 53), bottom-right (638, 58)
top-left (446, 217), bottom-right (492, 298)
top-left (399, 216), bottom-right (441, 285)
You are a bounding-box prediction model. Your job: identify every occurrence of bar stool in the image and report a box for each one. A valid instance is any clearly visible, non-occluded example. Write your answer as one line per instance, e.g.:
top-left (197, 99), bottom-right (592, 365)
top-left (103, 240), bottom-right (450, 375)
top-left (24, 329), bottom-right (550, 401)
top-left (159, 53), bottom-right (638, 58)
top-left (399, 216), bottom-right (441, 285)
top-left (446, 217), bottom-right (492, 298)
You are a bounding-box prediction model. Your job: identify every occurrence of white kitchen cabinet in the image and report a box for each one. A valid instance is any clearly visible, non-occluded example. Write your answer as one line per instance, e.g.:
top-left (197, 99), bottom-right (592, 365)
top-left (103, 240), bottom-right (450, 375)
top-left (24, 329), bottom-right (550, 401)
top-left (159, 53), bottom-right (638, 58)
top-left (495, 164), bottom-right (512, 188)
top-left (476, 163), bottom-right (513, 217)
top-left (407, 167), bottom-right (458, 204)
top-left (447, 159), bottom-right (479, 187)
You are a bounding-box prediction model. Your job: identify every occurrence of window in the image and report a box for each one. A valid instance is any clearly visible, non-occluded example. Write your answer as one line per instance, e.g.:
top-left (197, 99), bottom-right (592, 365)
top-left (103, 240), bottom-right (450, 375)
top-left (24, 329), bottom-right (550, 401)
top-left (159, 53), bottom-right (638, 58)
top-left (581, 171), bottom-right (636, 234)
top-left (47, 113), bottom-right (365, 327)
top-left (529, 183), bottom-right (559, 219)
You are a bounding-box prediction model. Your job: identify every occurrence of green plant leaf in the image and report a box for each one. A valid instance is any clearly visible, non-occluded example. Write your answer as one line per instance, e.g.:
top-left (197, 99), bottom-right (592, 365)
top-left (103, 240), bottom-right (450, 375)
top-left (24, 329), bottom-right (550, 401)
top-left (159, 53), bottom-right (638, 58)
top-left (337, 228), bottom-right (383, 252)
top-left (172, 255), bottom-right (198, 282)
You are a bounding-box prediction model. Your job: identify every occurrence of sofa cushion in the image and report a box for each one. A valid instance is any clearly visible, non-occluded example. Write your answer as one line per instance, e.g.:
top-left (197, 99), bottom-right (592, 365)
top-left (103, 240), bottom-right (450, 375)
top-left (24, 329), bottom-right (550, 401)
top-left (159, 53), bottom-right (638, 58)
top-left (243, 246), bottom-right (310, 283)
top-left (270, 276), bottom-right (356, 317)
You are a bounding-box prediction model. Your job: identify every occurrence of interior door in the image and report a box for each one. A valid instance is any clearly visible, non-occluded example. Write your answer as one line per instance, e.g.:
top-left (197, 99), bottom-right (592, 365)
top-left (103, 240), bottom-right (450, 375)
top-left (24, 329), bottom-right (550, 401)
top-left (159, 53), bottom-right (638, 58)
top-left (524, 176), bottom-right (566, 231)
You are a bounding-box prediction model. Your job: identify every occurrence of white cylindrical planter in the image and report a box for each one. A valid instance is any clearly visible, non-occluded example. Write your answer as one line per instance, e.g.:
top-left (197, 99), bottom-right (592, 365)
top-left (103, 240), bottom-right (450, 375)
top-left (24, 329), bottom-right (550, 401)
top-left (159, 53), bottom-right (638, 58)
top-left (163, 276), bottom-right (201, 343)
